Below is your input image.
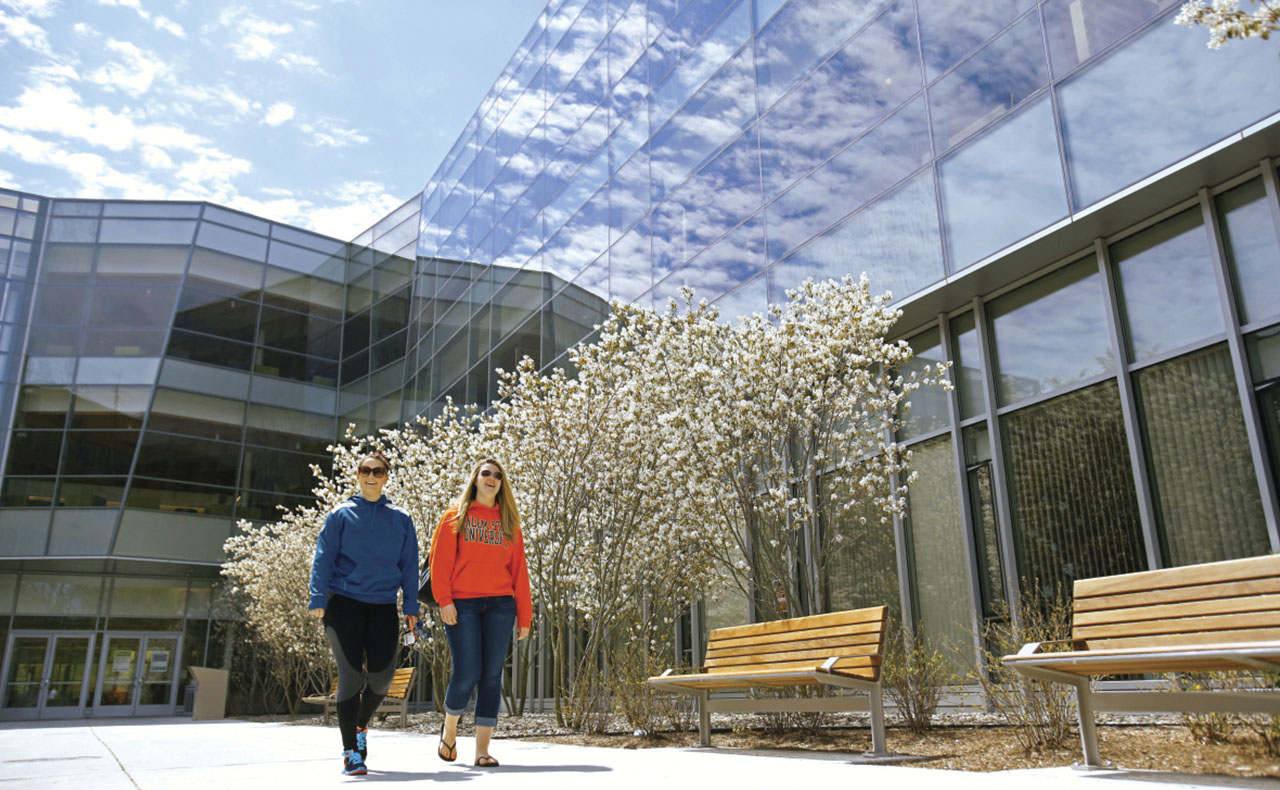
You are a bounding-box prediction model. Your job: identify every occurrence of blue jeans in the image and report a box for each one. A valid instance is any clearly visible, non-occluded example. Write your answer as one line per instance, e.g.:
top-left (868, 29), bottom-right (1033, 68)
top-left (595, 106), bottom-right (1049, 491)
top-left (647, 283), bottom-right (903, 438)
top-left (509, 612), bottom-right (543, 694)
top-left (443, 595), bottom-right (516, 727)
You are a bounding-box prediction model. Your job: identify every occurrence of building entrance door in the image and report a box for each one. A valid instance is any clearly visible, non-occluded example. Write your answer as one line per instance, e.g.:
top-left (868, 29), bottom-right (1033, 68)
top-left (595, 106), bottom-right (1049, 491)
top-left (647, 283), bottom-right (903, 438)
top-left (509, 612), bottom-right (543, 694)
top-left (0, 631), bottom-right (96, 720)
top-left (93, 632), bottom-right (182, 717)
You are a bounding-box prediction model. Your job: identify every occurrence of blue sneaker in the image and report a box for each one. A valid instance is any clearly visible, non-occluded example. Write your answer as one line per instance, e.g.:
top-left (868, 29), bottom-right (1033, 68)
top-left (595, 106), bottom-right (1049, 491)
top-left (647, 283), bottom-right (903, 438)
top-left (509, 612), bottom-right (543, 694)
top-left (342, 749), bottom-right (367, 776)
top-left (355, 727), bottom-right (368, 760)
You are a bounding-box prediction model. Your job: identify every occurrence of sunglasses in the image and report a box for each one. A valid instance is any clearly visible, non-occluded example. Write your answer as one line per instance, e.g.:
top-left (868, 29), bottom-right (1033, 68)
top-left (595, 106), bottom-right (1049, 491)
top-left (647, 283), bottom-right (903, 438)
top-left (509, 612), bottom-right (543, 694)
top-left (479, 469), bottom-right (504, 480)
top-left (357, 466), bottom-right (388, 478)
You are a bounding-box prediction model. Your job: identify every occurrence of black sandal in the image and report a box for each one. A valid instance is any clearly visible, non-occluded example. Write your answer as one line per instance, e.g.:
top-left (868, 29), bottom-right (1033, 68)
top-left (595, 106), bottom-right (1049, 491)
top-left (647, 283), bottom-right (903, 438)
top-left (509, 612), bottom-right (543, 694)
top-left (437, 726), bottom-right (457, 763)
top-left (474, 754), bottom-right (499, 767)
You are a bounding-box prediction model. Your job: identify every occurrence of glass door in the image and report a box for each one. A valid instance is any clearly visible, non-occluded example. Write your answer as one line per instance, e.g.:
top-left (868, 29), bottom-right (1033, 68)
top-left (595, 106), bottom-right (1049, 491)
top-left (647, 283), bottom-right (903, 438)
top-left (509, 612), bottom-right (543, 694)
top-left (136, 636), bottom-right (179, 716)
top-left (0, 632), bottom-right (95, 720)
top-left (94, 633), bottom-right (182, 716)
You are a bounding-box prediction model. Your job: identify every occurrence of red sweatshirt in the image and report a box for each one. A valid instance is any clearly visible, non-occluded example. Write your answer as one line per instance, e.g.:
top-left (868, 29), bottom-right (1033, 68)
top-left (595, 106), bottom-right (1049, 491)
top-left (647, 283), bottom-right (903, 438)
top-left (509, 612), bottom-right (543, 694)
top-left (429, 502), bottom-right (532, 628)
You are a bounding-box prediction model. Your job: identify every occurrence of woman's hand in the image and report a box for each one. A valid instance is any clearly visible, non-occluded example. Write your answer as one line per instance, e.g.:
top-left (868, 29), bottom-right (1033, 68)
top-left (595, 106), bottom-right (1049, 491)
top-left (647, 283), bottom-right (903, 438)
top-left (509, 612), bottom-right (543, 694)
top-left (405, 614), bottom-right (418, 632)
top-left (440, 603), bottom-right (457, 625)
top-left (517, 626), bottom-right (530, 641)
top-left (309, 608), bottom-right (324, 618)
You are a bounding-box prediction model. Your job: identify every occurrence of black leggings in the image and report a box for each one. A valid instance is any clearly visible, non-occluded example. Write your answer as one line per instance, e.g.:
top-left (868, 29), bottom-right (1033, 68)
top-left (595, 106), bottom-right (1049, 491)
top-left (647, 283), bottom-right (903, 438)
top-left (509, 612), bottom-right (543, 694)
top-left (323, 594), bottom-right (400, 751)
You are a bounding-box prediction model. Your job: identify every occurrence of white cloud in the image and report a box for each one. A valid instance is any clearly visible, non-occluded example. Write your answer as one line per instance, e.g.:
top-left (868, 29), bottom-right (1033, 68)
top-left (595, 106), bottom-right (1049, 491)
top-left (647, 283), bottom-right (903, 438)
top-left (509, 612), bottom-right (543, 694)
top-left (4, 0), bottom-right (57, 18)
top-left (264, 102), bottom-right (294, 126)
top-left (87, 39), bottom-right (169, 96)
top-left (152, 15), bottom-right (185, 37)
top-left (305, 180), bottom-right (404, 239)
top-left (300, 121), bottom-right (368, 148)
top-left (139, 144), bottom-right (173, 169)
top-left (0, 128), bottom-right (166, 196)
top-left (0, 167), bottom-right (16, 189)
top-left (278, 52), bottom-right (322, 72)
top-left (219, 8), bottom-right (293, 61)
top-left (0, 9), bottom-right (53, 54)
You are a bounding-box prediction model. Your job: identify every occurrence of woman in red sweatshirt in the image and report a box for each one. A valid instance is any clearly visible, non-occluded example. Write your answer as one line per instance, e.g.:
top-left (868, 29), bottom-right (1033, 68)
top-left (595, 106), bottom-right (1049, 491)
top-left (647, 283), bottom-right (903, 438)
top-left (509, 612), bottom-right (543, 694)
top-left (430, 457), bottom-right (531, 767)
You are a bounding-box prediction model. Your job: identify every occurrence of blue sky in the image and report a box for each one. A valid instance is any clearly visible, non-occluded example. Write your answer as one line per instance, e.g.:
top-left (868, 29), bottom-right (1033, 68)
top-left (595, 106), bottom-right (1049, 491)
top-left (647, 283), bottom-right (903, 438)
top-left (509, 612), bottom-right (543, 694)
top-left (0, 0), bottom-right (544, 239)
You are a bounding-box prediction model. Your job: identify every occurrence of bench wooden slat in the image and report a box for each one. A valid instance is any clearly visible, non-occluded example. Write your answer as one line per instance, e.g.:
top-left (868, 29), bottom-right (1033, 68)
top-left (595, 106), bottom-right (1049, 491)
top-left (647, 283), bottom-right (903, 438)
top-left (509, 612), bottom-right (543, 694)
top-left (709, 606), bottom-right (886, 641)
top-left (707, 655), bottom-right (880, 677)
top-left (709, 621), bottom-right (885, 651)
top-left (1083, 626), bottom-right (1280, 651)
top-left (1073, 593), bottom-right (1280, 628)
top-left (1074, 555), bottom-right (1280, 600)
top-left (1073, 577), bottom-right (1280, 614)
top-left (707, 631), bottom-right (881, 657)
top-left (1075, 610), bottom-right (1280, 641)
top-left (708, 645), bottom-right (881, 668)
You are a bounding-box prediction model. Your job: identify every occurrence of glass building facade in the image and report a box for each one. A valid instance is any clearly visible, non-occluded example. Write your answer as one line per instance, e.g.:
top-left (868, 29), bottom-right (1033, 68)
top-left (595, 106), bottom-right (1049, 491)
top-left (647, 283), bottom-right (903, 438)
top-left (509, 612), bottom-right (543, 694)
top-left (0, 0), bottom-right (1278, 716)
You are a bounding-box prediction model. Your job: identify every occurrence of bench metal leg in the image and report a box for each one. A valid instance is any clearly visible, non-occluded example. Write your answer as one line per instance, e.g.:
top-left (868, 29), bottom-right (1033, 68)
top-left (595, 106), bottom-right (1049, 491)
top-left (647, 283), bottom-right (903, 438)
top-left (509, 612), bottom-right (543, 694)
top-left (697, 690), bottom-right (711, 747)
top-left (866, 684), bottom-right (887, 757)
top-left (1073, 679), bottom-right (1107, 769)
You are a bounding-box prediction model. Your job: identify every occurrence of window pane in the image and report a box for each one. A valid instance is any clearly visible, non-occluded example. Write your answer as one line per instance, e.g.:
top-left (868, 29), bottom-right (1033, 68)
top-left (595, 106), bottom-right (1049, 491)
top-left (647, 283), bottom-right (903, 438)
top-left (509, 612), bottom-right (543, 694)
top-left (6, 431), bottom-right (62, 476)
top-left (1248, 326), bottom-right (1280, 384)
top-left (754, 0), bottom-right (891, 109)
top-left (1059, 17), bottom-right (1280, 210)
top-left (898, 327), bottom-right (949, 440)
top-left (916, 0), bottom-right (1037, 79)
top-left (56, 478), bottom-right (126, 508)
top-left (134, 433), bottom-right (241, 487)
top-left (196, 222), bottom-right (267, 261)
top-left (1042, 0), bottom-right (1163, 77)
top-left (61, 430), bottom-right (139, 475)
top-left (1218, 177), bottom-right (1280, 326)
top-left (16, 575), bottom-right (102, 616)
top-left (904, 434), bottom-right (972, 664)
top-left (71, 386), bottom-right (150, 429)
top-left (113, 510), bottom-right (231, 563)
top-left (757, 0), bottom-right (921, 198)
top-left (187, 249), bottom-right (264, 296)
top-left (15, 386), bottom-right (71, 429)
top-left (244, 404), bottom-right (333, 455)
top-left (255, 347), bottom-right (339, 386)
top-left (82, 329), bottom-right (167, 357)
top-left (33, 285), bottom-right (87, 325)
top-left (95, 246), bottom-right (187, 284)
top-left (174, 289), bottom-right (258, 342)
top-left (928, 12), bottom-right (1048, 152)
top-left (772, 168), bottom-right (944, 304)
top-left (109, 578), bottom-right (188, 618)
top-left (126, 476), bottom-right (236, 517)
top-left (1, 478), bottom-right (55, 507)
top-left (240, 446), bottom-right (326, 498)
top-left (939, 96), bottom-right (1068, 270)
top-left (765, 97), bottom-right (930, 263)
top-left (165, 329), bottom-right (254, 371)
top-left (1135, 344), bottom-right (1268, 566)
top-left (38, 245), bottom-right (93, 283)
top-left (988, 257), bottom-right (1112, 406)
top-left (950, 311), bottom-right (985, 419)
top-left (88, 287), bottom-right (179, 328)
top-left (98, 219), bottom-right (196, 245)
top-left (822, 468), bottom-right (901, 619)
top-left (1002, 380), bottom-right (1146, 595)
top-left (258, 306), bottom-right (341, 359)
top-left (149, 388), bottom-right (245, 442)
top-left (1112, 207), bottom-right (1223, 363)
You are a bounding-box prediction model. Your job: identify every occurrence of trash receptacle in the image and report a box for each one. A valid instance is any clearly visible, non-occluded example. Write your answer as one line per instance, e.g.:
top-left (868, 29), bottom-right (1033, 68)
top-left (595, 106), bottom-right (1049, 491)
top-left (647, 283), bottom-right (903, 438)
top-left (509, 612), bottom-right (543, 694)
top-left (188, 667), bottom-right (228, 721)
top-left (182, 681), bottom-right (197, 714)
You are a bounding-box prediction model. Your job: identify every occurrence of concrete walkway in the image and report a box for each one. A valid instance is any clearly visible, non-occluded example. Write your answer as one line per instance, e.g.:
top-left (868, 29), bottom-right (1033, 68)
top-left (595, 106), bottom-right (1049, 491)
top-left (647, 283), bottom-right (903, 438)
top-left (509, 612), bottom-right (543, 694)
top-left (2, 718), bottom-right (1277, 790)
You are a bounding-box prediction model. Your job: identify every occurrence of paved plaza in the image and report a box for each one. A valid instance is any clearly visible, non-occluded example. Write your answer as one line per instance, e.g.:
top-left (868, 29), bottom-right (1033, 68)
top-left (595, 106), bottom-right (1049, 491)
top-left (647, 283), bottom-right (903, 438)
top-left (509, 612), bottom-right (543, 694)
top-left (2, 718), bottom-right (1278, 790)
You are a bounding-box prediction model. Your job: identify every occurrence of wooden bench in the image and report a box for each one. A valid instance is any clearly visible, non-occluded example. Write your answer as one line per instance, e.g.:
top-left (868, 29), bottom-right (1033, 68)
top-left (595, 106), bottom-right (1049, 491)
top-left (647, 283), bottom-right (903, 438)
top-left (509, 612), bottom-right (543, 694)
top-left (646, 605), bottom-right (889, 754)
top-left (1002, 554), bottom-right (1280, 767)
top-left (301, 666), bottom-right (416, 727)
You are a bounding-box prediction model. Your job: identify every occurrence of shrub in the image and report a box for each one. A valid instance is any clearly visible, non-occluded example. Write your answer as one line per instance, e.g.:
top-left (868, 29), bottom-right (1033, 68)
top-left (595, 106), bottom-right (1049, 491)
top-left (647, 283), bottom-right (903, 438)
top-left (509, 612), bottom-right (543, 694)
top-left (882, 620), bottom-right (961, 734)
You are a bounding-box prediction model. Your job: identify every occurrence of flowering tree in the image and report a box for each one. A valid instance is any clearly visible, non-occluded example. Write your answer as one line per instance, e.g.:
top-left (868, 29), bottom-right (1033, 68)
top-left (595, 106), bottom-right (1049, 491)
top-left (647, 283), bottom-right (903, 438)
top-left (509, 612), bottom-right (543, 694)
top-left (1177, 0), bottom-right (1280, 47)
top-left (223, 273), bottom-right (948, 728)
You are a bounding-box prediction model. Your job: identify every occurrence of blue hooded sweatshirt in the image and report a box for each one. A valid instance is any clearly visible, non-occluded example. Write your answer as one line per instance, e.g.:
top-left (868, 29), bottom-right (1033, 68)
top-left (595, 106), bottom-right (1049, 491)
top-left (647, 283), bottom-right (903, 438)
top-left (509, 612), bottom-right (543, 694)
top-left (308, 494), bottom-right (420, 616)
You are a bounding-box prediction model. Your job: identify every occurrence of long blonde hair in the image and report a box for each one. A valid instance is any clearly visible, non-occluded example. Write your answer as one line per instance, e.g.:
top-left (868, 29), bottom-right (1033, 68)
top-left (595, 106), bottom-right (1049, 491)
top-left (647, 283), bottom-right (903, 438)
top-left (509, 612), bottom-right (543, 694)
top-left (452, 458), bottom-right (521, 540)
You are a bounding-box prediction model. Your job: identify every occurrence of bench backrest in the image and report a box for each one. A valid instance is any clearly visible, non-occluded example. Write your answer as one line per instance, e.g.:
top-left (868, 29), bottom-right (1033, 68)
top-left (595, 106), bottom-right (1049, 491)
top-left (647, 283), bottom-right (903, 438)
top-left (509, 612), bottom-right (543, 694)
top-left (1072, 554), bottom-right (1280, 651)
top-left (385, 666), bottom-right (415, 701)
top-left (704, 605), bottom-right (888, 681)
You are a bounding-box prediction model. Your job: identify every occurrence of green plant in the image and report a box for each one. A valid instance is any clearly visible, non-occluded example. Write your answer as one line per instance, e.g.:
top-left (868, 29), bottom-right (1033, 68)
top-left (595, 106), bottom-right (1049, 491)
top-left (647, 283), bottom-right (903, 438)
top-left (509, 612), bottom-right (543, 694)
top-left (882, 620), bottom-right (961, 734)
top-left (972, 584), bottom-right (1077, 752)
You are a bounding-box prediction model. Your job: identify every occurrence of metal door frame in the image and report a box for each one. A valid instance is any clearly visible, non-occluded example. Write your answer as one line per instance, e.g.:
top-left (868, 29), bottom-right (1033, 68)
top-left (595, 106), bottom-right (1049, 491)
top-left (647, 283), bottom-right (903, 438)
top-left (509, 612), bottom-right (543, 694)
top-left (92, 631), bottom-right (183, 717)
top-left (0, 630), bottom-right (97, 720)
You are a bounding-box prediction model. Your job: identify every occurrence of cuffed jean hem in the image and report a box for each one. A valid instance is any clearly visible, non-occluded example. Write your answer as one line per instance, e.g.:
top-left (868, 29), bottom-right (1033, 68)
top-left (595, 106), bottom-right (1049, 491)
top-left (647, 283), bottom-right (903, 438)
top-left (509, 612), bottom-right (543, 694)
top-left (444, 703), bottom-right (467, 717)
top-left (474, 715), bottom-right (498, 727)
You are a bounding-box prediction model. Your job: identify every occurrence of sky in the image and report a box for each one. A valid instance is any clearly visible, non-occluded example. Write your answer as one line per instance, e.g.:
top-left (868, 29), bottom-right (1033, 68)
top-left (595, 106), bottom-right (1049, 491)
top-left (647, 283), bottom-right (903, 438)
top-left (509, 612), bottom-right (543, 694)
top-left (0, 0), bottom-right (546, 240)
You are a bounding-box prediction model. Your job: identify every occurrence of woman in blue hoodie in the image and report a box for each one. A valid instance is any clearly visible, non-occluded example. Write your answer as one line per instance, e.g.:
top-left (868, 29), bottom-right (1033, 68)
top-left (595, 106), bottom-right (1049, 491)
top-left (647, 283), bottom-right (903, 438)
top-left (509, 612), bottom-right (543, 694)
top-left (308, 450), bottom-right (419, 776)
